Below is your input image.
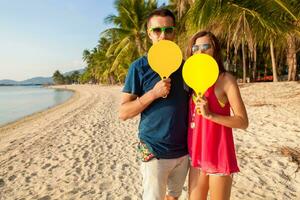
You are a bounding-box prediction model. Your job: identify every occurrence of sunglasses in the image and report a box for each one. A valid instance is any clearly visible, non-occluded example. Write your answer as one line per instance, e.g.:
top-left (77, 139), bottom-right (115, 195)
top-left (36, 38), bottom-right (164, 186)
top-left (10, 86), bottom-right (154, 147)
top-left (149, 26), bottom-right (175, 35)
top-left (192, 44), bottom-right (212, 53)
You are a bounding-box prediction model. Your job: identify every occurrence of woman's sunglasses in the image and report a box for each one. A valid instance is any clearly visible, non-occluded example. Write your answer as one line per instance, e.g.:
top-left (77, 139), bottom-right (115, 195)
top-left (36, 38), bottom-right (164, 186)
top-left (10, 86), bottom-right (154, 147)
top-left (149, 26), bottom-right (175, 35)
top-left (192, 44), bottom-right (212, 53)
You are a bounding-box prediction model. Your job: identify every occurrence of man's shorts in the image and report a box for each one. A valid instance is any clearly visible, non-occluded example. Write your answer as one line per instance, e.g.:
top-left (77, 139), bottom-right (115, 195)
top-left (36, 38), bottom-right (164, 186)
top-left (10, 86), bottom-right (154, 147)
top-left (140, 155), bottom-right (189, 200)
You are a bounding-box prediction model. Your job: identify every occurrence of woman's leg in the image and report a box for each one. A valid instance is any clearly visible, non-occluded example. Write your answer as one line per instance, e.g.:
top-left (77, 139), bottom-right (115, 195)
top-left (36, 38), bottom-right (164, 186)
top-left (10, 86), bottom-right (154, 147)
top-left (209, 175), bottom-right (232, 200)
top-left (188, 166), bottom-right (209, 200)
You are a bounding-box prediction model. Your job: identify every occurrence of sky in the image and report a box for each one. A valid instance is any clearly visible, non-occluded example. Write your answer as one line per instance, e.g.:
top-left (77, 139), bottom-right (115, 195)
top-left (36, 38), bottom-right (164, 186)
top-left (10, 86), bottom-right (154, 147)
top-left (0, 0), bottom-right (168, 81)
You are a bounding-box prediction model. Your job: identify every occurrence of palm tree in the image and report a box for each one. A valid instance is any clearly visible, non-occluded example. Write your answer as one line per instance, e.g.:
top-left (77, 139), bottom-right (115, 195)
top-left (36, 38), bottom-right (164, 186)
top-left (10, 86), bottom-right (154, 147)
top-left (266, 0), bottom-right (298, 82)
top-left (186, 0), bottom-right (296, 82)
top-left (80, 0), bottom-right (298, 84)
top-left (70, 71), bottom-right (80, 84)
top-left (104, 0), bottom-right (157, 56)
top-left (187, 0), bottom-right (258, 82)
top-left (169, 0), bottom-right (192, 19)
top-left (52, 70), bottom-right (65, 85)
top-left (168, 0), bottom-right (193, 55)
top-left (284, 0), bottom-right (300, 81)
top-left (92, 0), bottom-right (158, 84)
top-left (82, 49), bottom-right (91, 63)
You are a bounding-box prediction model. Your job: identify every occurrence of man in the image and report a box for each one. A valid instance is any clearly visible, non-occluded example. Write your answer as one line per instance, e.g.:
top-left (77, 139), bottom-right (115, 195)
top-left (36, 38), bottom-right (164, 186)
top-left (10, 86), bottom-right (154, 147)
top-left (119, 8), bottom-right (189, 200)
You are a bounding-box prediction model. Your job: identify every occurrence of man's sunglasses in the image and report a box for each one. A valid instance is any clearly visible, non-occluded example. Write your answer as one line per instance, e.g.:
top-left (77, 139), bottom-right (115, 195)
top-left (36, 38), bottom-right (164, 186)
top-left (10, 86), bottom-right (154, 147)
top-left (192, 44), bottom-right (212, 53)
top-left (149, 26), bottom-right (175, 35)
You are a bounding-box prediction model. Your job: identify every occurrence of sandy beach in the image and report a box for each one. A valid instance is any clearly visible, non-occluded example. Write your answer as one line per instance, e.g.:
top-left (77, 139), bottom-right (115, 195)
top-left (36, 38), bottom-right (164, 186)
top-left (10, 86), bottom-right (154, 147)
top-left (0, 82), bottom-right (300, 200)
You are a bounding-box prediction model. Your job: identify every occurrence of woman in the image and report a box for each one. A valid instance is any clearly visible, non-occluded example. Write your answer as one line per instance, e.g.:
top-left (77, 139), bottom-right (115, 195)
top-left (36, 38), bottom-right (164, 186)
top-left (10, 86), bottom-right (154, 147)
top-left (187, 31), bottom-right (248, 200)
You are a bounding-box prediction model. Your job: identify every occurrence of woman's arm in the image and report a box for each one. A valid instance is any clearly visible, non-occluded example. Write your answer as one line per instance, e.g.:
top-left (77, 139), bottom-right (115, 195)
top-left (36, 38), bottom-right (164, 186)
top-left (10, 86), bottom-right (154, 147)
top-left (198, 74), bottom-right (249, 129)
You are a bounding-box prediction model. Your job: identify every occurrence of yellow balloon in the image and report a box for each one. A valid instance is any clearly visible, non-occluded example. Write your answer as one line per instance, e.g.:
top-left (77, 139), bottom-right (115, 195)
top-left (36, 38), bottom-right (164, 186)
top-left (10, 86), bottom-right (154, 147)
top-left (148, 40), bottom-right (183, 79)
top-left (183, 53), bottom-right (219, 96)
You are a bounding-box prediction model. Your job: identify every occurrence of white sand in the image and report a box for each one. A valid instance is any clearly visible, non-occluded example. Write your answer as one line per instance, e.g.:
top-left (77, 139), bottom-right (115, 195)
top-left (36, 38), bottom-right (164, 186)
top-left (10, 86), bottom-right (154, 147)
top-left (0, 82), bottom-right (299, 200)
top-left (233, 82), bottom-right (300, 200)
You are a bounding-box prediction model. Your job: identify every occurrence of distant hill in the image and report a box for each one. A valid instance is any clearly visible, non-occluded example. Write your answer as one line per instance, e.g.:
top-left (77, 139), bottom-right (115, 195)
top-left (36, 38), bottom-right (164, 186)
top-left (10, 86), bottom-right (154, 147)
top-left (0, 68), bottom-right (85, 85)
top-left (0, 79), bottom-right (19, 85)
top-left (19, 77), bottom-right (54, 85)
top-left (0, 77), bottom-right (53, 85)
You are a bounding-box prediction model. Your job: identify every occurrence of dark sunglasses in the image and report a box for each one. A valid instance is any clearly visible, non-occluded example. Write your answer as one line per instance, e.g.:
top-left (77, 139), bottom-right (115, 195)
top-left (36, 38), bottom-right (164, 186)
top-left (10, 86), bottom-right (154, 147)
top-left (192, 44), bottom-right (212, 53)
top-left (149, 26), bottom-right (175, 35)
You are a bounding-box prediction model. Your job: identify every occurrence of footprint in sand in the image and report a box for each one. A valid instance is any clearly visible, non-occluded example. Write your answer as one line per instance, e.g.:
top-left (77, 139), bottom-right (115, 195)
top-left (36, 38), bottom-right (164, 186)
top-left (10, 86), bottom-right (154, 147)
top-left (25, 176), bottom-right (31, 183)
top-left (38, 195), bottom-right (51, 200)
top-left (122, 163), bottom-right (129, 170)
top-left (8, 175), bottom-right (16, 181)
top-left (0, 178), bottom-right (5, 187)
top-left (76, 167), bottom-right (82, 174)
top-left (46, 184), bottom-right (53, 191)
top-left (82, 150), bottom-right (89, 159)
top-left (42, 163), bottom-right (51, 169)
top-left (99, 181), bottom-right (112, 190)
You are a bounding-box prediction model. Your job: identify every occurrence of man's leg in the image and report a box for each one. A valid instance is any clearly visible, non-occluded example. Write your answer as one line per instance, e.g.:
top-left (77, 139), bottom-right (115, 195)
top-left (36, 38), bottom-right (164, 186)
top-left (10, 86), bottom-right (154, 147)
top-left (166, 155), bottom-right (189, 200)
top-left (141, 158), bottom-right (174, 200)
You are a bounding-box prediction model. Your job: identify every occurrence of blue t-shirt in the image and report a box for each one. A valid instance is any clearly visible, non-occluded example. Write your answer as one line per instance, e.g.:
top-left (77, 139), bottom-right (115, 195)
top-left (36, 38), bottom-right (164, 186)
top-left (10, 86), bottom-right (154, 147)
top-left (122, 55), bottom-right (189, 159)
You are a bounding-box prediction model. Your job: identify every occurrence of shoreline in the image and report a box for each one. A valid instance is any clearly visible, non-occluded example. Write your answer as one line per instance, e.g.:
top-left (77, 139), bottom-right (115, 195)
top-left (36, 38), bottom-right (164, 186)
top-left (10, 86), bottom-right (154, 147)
top-left (0, 86), bottom-right (77, 132)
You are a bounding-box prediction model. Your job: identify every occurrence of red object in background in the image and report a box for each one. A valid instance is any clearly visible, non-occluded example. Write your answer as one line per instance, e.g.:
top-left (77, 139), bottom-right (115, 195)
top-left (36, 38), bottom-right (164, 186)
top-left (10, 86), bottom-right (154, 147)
top-left (256, 75), bottom-right (273, 82)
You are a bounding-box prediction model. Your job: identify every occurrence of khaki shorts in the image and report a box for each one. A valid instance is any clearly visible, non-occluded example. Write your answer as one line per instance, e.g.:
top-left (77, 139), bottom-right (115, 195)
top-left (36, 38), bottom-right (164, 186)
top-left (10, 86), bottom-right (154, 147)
top-left (140, 155), bottom-right (189, 200)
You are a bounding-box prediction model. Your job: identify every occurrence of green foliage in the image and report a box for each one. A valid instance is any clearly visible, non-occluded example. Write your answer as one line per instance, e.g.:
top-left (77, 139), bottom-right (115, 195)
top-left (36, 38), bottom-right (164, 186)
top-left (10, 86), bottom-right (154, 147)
top-left (77, 0), bottom-right (299, 84)
top-left (52, 70), bottom-right (65, 85)
top-left (52, 70), bottom-right (81, 85)
top-left (76, 0), bottom-right (158, 84)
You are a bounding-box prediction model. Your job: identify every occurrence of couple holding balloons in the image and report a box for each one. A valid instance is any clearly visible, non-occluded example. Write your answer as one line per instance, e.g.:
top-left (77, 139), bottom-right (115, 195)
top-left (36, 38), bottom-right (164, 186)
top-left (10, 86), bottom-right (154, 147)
top-left (119, 8), bottom-right (248, 200)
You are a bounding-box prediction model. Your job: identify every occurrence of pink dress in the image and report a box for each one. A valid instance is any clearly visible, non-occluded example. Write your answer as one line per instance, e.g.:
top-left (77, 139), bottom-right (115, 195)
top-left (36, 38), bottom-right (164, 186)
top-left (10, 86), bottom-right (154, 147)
top-left (188, 84), bottom-right (240, 175)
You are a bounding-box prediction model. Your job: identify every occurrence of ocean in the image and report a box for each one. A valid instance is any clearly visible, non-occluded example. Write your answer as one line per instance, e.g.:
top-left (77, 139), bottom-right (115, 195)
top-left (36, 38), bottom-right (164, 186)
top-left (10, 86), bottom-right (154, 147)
top-left (0, 86), bottom-right (73, 126)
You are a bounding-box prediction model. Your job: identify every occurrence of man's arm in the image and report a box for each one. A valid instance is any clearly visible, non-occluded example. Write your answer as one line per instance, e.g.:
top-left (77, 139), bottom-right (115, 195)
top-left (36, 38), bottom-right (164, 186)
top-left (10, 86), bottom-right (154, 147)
top-left (119, 78), bottom-right (171, 121)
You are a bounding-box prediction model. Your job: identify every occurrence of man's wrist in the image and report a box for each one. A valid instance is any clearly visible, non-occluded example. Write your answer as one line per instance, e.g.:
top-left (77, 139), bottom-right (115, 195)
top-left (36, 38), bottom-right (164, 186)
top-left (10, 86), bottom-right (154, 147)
top-left (137, 97), bottom-right (144, 106)
top-left (149, 89), bottom-right (157, 100)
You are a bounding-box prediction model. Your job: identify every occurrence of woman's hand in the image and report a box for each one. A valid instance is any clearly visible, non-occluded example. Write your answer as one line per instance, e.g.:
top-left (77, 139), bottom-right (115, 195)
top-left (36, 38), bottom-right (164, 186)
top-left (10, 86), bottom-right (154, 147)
top-left (195, 95), bottom-right (212, 119)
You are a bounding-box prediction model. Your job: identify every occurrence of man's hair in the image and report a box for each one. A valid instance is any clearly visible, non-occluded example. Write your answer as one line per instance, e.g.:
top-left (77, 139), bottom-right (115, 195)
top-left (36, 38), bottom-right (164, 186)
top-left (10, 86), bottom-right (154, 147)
top-left (146, 8), bottom-right (176, 28)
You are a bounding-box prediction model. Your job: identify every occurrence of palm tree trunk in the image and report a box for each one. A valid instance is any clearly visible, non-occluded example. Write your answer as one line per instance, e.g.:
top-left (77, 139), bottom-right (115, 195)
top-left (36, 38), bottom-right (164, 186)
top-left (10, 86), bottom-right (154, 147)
top-left (253, 43), bottom-right (257, 81)
top-left (242, 12), bottom-right (247, 83)
top-left (287, 34), bottom-right (297, 81)
top-left (248, 47), bottom-right (252, 82)
top-left (242, 37), bottom-right (246, 83)
top-left (188, 0), bottom-right (195, 5)
top-left (234, 46), bottom-right (238, 77)
top-left (109, 73), bottom-right (116, 84)
top-left (226, 27), bottom-right (231, 71)
top-left (270, 39), bottom-right (278, 82)
top-left (135, 34), bottom-right (145, 56)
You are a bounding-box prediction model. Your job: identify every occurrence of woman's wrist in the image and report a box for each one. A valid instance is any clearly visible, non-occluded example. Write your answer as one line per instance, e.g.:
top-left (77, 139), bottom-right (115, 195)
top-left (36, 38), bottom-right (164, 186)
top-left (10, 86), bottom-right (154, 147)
top-left (206, 112), bottom-right (214, 120)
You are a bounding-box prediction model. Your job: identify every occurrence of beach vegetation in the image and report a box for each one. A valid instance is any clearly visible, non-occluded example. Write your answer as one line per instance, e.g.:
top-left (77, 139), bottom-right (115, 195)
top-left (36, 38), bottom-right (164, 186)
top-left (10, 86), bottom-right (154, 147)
top-left (79, 0), bottom-right (299, 84)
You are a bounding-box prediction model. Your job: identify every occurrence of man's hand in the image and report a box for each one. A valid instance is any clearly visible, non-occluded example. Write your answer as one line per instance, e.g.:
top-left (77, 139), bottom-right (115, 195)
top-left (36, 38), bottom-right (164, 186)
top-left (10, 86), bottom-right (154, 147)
top-left (151, 78), bottom-right (171, 99)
